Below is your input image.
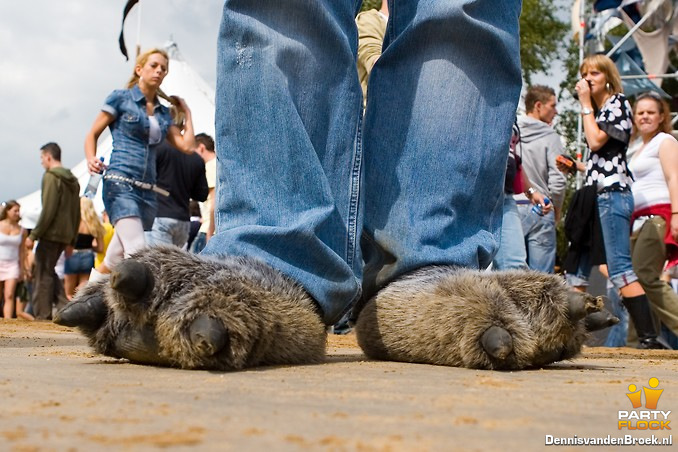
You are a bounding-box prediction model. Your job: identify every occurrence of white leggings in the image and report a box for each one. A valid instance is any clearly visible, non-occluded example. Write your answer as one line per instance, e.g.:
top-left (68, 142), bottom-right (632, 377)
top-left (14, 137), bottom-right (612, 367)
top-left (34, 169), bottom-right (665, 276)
top-left (103, 217), bottom-right (146, 269)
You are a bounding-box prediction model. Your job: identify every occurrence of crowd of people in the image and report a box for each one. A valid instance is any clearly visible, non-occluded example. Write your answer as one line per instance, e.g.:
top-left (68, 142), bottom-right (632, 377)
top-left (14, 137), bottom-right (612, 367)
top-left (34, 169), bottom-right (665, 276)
top-left (495, 54), bottom-right (678, 349)
top-left (0, 49), bottom-right (216, 322)
top-left (2, 2), bottom-right (677, 354)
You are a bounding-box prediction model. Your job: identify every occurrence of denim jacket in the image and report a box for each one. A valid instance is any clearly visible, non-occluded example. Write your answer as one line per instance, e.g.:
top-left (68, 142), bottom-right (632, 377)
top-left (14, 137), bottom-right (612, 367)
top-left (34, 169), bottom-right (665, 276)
top-left (102, 84), bottom-right (173, 183)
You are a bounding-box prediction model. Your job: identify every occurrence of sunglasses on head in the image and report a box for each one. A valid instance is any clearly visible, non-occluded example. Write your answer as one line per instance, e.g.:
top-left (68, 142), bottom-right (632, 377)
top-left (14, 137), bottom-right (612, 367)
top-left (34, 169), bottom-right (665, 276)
top-left (636, 91), bottom-right (663, 101)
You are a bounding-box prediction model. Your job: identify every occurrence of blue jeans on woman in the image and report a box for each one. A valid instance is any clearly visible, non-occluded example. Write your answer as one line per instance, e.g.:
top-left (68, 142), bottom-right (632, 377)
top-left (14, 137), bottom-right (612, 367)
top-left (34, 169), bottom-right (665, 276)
top-left (567, 189), bottom-right (639, 291)
top-left (202, 0), bottom-right (522, 325)
top-left (603, 282), bottom-right (628, 347)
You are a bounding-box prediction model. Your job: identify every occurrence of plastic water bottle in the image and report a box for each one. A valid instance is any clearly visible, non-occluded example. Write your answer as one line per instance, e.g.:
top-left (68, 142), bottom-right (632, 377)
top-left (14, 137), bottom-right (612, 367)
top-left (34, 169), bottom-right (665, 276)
top-left (84, 157), bottom-right (105, 199)
top-left (532, 197), bottom-right (550, 216)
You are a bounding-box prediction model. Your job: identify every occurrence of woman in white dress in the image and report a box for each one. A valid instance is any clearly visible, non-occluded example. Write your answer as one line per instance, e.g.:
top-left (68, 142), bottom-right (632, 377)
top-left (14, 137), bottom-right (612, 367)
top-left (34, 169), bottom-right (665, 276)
top-left (0, 200), bottom-right (28, 319)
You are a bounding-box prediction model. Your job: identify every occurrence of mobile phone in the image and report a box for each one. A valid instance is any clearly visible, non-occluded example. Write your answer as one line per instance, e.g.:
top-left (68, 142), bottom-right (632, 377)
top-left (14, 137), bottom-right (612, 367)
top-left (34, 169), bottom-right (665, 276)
top-left (556, 154), bottom-right (576, 174)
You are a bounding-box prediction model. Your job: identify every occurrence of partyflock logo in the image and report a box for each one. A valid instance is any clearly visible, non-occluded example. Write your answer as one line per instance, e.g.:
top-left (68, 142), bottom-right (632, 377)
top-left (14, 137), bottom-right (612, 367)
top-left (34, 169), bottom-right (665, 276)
top-left (618, 378), bottom-right (671, 430)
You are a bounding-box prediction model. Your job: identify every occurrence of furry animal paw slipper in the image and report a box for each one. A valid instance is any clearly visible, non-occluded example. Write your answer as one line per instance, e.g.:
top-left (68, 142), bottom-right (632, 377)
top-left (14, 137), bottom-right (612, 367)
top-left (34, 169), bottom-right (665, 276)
top-left (55, 246), bottom-right (326, 370)
top-left (355, 267), bottom-right (610, 370)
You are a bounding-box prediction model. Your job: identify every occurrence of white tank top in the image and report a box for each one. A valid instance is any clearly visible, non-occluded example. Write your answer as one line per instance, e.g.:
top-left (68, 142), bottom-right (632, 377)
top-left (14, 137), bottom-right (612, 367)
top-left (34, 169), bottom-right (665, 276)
top-left (148, 115), bottom-right (161, 145)
top-left (0, 230), bottom-right (22, 261)
top-left (629, 132), bottom-right (677, 211)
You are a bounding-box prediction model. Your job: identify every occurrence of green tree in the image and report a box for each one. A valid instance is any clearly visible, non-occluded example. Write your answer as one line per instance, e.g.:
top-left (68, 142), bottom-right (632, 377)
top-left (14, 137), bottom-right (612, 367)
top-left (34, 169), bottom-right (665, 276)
top-left (552, 38), bottom-right (583, 268)
top-left (520, 0), bottom-right (569, 84)
top-left (557, 39), bottom-right (583, 154)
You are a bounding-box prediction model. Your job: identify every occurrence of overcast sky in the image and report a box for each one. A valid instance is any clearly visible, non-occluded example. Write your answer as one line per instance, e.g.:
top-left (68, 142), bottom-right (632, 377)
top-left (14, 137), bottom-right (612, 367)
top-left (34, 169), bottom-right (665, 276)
top-left (0, 0), bottom-right (222, 202)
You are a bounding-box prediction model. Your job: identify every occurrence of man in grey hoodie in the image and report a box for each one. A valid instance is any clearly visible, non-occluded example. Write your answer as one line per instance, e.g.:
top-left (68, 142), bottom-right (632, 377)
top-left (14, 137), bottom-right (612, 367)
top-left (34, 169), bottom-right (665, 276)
top-left (515, 85), bottom-right (567, 273)
top-left (25, 142), bottom-right (80, 320)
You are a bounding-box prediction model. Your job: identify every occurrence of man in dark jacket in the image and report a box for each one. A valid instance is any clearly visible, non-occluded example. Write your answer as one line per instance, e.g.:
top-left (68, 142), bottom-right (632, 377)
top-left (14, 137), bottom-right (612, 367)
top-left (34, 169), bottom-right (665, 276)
top-left (25, 142), bottom-right (80, 320)
top-left (147, 140), bottom-right (208, 249)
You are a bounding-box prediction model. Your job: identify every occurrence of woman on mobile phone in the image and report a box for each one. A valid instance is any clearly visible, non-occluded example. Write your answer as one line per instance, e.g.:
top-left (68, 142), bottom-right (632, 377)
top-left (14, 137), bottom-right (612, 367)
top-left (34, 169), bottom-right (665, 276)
top-left (568, 54), bottom-right (668, 349)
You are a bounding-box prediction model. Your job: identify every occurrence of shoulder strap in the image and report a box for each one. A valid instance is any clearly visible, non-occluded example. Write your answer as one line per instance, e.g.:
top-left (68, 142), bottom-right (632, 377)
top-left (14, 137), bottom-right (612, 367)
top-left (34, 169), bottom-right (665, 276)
top-left (511, 117), bottom-right (522, 163)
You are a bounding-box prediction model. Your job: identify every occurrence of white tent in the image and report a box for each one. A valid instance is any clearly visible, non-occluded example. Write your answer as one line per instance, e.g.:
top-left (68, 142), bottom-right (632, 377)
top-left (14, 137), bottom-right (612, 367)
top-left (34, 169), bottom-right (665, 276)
top-left (18, 41), bottom-right (215, 229)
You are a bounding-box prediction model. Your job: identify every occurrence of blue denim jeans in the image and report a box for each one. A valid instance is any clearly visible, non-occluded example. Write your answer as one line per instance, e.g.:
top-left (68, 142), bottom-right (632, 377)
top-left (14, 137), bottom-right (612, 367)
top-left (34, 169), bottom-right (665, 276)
top-left (493, 195), bottom-right (527, 270)
top-left (603, 283), bottom-right (628, 347)
top-left (203, 0), bottom-right (522, 324)
top-left (147, 217), bottom-right (190, 248)
top-left (567, 189), bottom-right (638, 290)
top-left (190, 232), bottom-right (207, 254)
top-left (517, 204), bottom-right (556, 273)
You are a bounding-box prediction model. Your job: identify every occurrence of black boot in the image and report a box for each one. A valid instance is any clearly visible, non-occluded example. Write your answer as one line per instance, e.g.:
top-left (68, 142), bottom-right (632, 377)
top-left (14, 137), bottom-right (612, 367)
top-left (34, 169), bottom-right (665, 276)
top-left (622, 295), bottom-right (669, 350)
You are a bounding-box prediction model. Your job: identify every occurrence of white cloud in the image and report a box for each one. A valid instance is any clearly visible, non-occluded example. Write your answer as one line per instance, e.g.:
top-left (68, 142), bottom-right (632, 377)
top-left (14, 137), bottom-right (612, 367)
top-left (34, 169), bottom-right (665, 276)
top-left (0, 0), bottom-right (220, 202)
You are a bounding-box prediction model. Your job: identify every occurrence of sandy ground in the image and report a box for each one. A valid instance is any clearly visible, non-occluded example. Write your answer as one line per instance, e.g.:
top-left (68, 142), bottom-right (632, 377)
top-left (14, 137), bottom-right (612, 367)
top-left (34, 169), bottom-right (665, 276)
top-left (0, 320), bottom-right (676, 452)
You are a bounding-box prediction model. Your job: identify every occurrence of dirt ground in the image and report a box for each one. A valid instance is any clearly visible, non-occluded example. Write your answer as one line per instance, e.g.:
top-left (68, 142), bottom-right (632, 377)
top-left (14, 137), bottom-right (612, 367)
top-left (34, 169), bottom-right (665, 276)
top-left (0, 320), bottom-right (676, 452)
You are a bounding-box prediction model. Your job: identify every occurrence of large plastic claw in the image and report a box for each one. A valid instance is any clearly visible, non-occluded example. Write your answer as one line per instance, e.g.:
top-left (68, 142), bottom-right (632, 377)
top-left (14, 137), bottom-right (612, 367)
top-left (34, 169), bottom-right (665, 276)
top-left (189, 314), bottom-right (229, 357)
top-left (481, 325), bottom-right (514, 360)
top-left (54, 293), bottom-right (107, 330)
top-left (113, 325), bottom-right (172, 366)
top-left (584, 310), bottom-right (620, 332)
top-left (110, 260), bottom-right (154, 300)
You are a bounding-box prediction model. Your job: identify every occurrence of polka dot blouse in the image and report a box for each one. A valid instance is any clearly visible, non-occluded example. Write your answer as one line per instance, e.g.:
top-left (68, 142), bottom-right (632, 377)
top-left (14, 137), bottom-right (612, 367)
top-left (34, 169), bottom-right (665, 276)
top-left (584, 93), bottom-right (634, 192)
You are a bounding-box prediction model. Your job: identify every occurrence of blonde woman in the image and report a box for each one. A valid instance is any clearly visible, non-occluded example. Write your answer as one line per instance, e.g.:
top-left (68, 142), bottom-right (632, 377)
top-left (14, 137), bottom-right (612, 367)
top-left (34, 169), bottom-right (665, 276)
top-left (0, 200), bottom-right (26, 319)
top-left (64, 198), bottom-right (106, 298)
top-left (570, 54), bottom-right (666, 349)
top-left (84, 48), bottom-right (196, 280)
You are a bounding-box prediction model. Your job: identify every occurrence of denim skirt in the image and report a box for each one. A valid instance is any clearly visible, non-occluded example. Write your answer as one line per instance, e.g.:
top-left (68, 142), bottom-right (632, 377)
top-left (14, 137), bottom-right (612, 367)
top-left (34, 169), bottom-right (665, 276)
top-left (64, 250), bottom-right (95, 275)
top-left (102, 177), bottom-right (157, 230)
